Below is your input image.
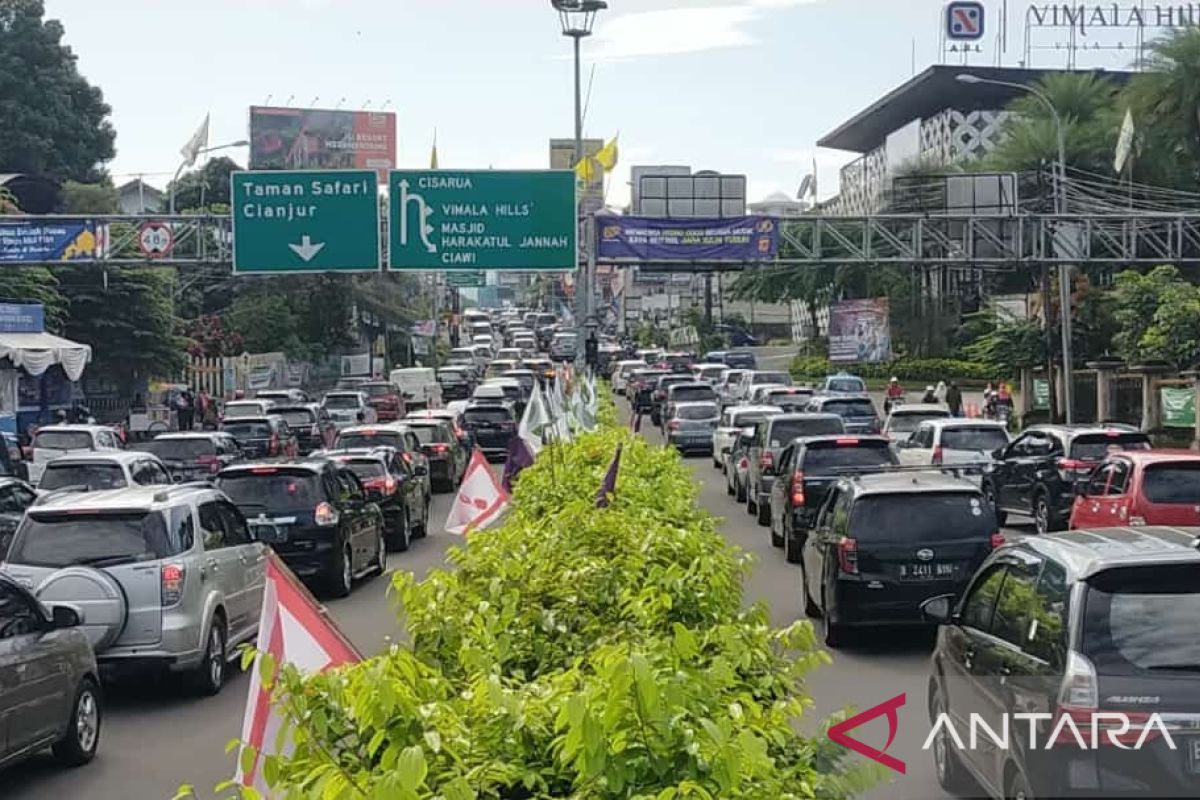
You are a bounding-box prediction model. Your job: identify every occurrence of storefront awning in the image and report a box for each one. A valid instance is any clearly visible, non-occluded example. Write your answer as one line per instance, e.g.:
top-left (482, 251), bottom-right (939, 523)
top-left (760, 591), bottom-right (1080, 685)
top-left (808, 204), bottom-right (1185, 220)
top-left (0, 332), bottom-right (92, 381)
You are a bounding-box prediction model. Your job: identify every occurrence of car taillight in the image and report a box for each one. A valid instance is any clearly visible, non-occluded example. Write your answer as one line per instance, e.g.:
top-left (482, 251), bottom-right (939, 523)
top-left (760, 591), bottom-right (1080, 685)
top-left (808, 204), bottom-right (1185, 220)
top-left (1129, 515), bottom-right (1147, 526)
top-left (1057, 457), bottom-right (1092, 482)
top-left (990, 532), bottom-right (1005, 549)
top-left (837, 538), bottom-right (859, 574)
top-left (401, 452), bottom-right (412, 464)
top-left (790, 470), bottom-right (805, 507)
top-left (161, 563), bottom-right (185, 606)
top-left (501, 421), bottom-right (516, 431)
top-left (197, 454), bottom-right (220, 473)
top-left (268, 433), bottom-right (280, 455)
top-left (760, 451), bottom-right (774, 470)
top-left (314, 501), bottom-right (339, 527)
top-left (431, 443), bottom-right (449, 454)
top-left (668, 420), bottom-right (681, 430)
top-left (1051, 651), bottom-right (1168, 746)
top-left (932, 445), bottom-right (944, 465)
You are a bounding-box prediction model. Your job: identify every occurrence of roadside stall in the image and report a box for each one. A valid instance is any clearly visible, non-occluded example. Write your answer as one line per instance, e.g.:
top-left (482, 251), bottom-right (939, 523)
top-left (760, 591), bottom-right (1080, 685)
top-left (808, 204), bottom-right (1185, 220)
top-left (0, 303), bottom-right (92, 438)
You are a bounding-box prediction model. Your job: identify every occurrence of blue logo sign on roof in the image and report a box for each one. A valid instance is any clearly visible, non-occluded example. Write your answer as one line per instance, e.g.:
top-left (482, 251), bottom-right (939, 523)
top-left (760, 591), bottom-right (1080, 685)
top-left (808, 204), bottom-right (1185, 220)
top-left (946, 1), bottom-right (986, 41)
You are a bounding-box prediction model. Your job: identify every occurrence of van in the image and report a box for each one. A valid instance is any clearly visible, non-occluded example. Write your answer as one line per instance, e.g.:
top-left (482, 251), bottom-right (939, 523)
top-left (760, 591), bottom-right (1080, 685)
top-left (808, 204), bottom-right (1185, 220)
top-left (389, 368), bottom-right (442, 410)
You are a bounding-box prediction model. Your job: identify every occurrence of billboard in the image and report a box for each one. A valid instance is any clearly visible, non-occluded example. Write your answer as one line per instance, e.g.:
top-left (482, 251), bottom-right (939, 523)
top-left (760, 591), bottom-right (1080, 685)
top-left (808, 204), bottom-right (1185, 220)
top-left (550, 138), bottom-right (603, 212)
top-left (596, 216), bottom-right (779, 261)
top-left (249, 106), bottom-right (396, 179)
top-left (828, 299), bottom-right (892, 364)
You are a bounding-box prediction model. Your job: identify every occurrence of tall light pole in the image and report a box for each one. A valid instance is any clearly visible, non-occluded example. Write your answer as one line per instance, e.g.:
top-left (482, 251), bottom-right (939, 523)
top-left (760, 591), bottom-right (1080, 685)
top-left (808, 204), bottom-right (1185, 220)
top-left (957, 73), bottom-right (1073, 422)
top-left (168, 140), bottom-right (250, 214)
top-left (552, 0), bottom-right (606, 352)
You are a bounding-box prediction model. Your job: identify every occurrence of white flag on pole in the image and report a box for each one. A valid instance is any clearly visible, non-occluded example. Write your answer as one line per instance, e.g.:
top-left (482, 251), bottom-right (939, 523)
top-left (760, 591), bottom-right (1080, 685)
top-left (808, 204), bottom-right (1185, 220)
top-left (181, 113), bottom-right (210, 167)
top-left (1114, 108), bottom-right (1135, 174)
top-left (444, 449), bottom-right (510, 535)
top-left (519, 383), bottom-right (551, 455)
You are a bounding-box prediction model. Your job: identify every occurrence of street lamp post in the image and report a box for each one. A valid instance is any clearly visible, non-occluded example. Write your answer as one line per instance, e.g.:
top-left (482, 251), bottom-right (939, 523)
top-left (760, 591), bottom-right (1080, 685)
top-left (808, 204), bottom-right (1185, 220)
top-left (957, 74), bottom-right (1073, 423)
top-left (168, 140), bottom-right (250, 214)
top-left (552, 0), bottom-right (606, 353)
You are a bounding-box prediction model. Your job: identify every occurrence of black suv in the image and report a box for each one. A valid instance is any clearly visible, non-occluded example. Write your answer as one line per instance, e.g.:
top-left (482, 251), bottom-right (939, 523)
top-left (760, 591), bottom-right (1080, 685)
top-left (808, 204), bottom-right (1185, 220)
top-left (461, 402), bottom-right (517, 461)
top-left (269, 403), bottom-right (337, 454)
top-left (803, 469), bottom-right (999, 647)
top-left (803, 394), bottom-right (881, 435)
top-left (145, 432), bottom-right (242, 481)
top-left (317, 447), bottom-right (429, 552)
top-left (399, 419), bottom-right (467, 492)
top-left (922, 527), bottom-right (1200, 799)
top-left (983, 425), bottom-right (1151, 534)
top-left (745, 414), bottom-right (847, 527)
top-left (215, 459), bottom-right (387, 597)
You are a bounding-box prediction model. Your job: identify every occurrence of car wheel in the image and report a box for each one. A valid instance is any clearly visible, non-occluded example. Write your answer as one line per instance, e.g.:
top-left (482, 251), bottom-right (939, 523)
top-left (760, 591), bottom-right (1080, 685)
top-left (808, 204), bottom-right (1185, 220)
top-left (735, 476), bottom-right (747, 503)
top-left (785, 523), bottom-right (803, 564)
top-left (191, 615), bottom-right (227, 696)
top-left (328, 543), bottom-right (353, 598)
top-left (414, 497), bottom-right (430, 538)
top-left (725, 469), bottom-right (735, 495)
top-left (770, 510), bottom-right (783, 548)
top-left (374, 526), bottom-right (388, 575)
top-left (746, 493), bottom-right (756, 516)
top-left (389, 507), bottom-right (410, 552)
top-left (1005, 763), bottom-right (1033, 800)
top-left (931, 685), bottom-right (975, 794)
top-left (756, 498), bottom-right (771, 527)
top-left (821, 591), bottom-right (844, 648)
top-left (801, 563), bottom-right (820, 617)
top-left (1034, 493), bottom-right (1053, 535)
top-left (984, 482), bottom-right (1007, 527)
top-left (52, 677), bottom-right (101, 766)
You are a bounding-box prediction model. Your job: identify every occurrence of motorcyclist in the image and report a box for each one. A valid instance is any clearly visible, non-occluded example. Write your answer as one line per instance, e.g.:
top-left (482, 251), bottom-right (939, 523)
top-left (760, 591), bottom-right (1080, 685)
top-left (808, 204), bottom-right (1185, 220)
top-left (884, 377), bottom-right (905, 413)
top-left (920, 385), bottom-right (937, 404)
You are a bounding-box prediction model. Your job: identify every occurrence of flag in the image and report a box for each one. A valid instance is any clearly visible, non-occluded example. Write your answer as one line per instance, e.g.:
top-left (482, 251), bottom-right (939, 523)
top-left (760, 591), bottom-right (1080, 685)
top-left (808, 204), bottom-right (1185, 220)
top-left (595, 136), bottom-right (619, 172)
top-left (444, 449), bottom-right (509, 535)
top-left (430, 129), bottom-right (439, 169)
top-left (595, 444), bottom-right (623, 508)
top-left (501, 435), bottom-right (535, 492)
top-left (235, 552), bottom-right (361, 794)
top-left (575, 156), bottom-right (600, 184)
top-left (180, 113), bottom-right (210, 167)
top-left (519, 383), bottom-right (551, 455)
top-left (1114, 109), bottom-right (1135, 174)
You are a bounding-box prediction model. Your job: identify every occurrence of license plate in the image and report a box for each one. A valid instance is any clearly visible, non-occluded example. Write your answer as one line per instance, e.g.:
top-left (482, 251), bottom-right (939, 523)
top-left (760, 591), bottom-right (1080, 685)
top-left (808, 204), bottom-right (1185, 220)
top-left (252, 524), bottom-right (286, 544)
top-left (899, 562), bottom-right (956, 580)
top-left (1188, 738), bottom-right (1200, 774)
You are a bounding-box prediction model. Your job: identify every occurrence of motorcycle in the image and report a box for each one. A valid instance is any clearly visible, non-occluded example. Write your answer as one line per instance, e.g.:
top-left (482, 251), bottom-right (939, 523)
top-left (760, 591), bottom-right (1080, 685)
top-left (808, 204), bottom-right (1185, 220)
top-left (883, 393), bottom-right (907, 414)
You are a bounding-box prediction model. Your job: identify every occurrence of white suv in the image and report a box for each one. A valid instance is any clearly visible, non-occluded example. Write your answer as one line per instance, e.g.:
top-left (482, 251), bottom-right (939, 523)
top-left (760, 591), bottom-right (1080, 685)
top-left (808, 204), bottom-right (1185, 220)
top-left (1, 484), bottom-right (267, 696)
top-left (29, 424), bottom-right (125, 485)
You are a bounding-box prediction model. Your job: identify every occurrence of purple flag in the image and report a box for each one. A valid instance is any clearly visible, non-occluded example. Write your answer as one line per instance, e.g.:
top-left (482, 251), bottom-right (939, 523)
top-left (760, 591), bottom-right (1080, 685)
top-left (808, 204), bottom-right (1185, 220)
top-left (502, 436), bottom-right (535, 493)
top-left (595, 444), bottom-right (623, 509)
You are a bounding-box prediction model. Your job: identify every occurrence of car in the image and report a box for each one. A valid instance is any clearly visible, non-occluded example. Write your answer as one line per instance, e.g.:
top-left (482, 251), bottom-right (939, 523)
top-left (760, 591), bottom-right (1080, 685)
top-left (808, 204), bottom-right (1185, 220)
top-left (715, 368), bottom-right (750, 407)
top-left (400, 419), bottom-right (467, 492)
top-left (803, 394), bottom-right (882, 435)
top-left (447, 347), bottom-right (485, 378)
top-left (881, 403), bottom-right (951, 442)
top-left (635, 348), bottom-right (665, 365)
top-left (713, 405), bottom-right (782, 472)
top-left (550, 331), bottom-right (578, 362)
top-left (524, 357), bottom-right (556, 386)
top-left (322, 391), bottom-right (377, 428)
top-left (331, 424), bottom-right (433, 503)
top-left (1069, 449), bottom-right (1200, 529)
top-left (254, 389), bottom-right (310, 405)
top-left (648, 374), bottom-right (695, 426)
top-left (406, 408), bottom-right (473, 453)
top-left (471, 334), bottom-right (497, 354)
top-left (37, 450), bottom-right (173, 495)
top-left (436, 366), bottom-right (476, 401)
top-left (612, 360), bottom-right (648, 395)
top-left (691, 363), bottom-right (730, 386)
top-left (660, 382), bottom-right (719, 432)
top-left (461, 401), bottom-right (518, 460)
top-left (215, 460), bottom-right (386, 598)
top-left (145, 432), bottom-right (244, 482)
top-left (735, 370), bottom-right (793, 404)
top-left (0, 572), bottom-right (102, 771)
top-left (803, 469), bottom-right (1000, 648)
top-left (921, 527), bottom-right (1200, 799)
top-left (726, 422), bottom-right (762, 503)
top-left (895, 419), bottom-right (1011, 479)
top-left (219, 415), bottom-right (299, 459)
top-left (817, 371), bottom-right (867, 395)
top-left (665, 401), bottom-right (721, 455)
top-left (702, 350), bottom-right (728, 365)
top-left (334, 377), bottom-right (370, 391)
top-left (660, 352), bottom-right (695, 374)
top-left (630, 369), bottom-right (671, 413)
top-left (0, 478), bottom-right (40, 554)
top-left (715, 325), bottom-right (758, 347)
top-left (722, 350), bottom-right (757, 370)
top-left (2, 484), bottom-right (268, 695)
top-left (762, 386), bottom-right (815, 413)
top-left (747, 384), bottom-right (788, 405)
top-left (359, 381), bottom-right (406, 422)
top-left (746, 414), bottom-right (848, 526)
top-left (28, 425), bottom-right (125, 485)
top-left (982, 424), bottom-right (1152, 534)
top-left (503, 369), bottom-right (538, 403)
top-left (221, 399), bottom-right (275, 421)
top-left (314, 448), bottom-right (430, 551)
top-left (512, 336), bottom-right (537, 356)
top-left (495, 348), bottom-right (524, 363)
top-left (485, 359), bottom-right (521, 381)
top-left (267, 404), bottom-right (338, 454)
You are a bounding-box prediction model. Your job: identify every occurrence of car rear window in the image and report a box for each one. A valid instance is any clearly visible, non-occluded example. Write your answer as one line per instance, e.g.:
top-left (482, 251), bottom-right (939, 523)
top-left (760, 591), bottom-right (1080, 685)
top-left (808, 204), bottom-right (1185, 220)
top-left (827, 378), bottom-right (865, 393)
top-left (849, 493), bottom-right (995, 543)
top-left (10, 511), bottom-right (178, 567)
top-left (464, 407), bottom-right (513, 424)
top-left (755, 372), bottom-right (791, 386)
top-left (677, 404), bottom-right (719, 421)
top-left (336, 431), bottom-right (405, 450)
top-left (941, 427), bottom-right (1010, 452)
top-left (338, 459), bottom-right (386, 482)
top-left (146, 439), bottom-right (218, 459)
top-left (33, 431), bottom-right (93, 451)
top-left (731, 411), bottom-right (775, 428)
top-left (273, 409), bottom-right (316, 428)
top-left (1141, 462), bottom-right (1200, 504)
top-left (40, 463), bottom-right (127, 491)
top-left (889, 412), bottom-right (948, 432)
top-left (1083, 565), bottom-right (1200, 675)
top-left (769, 418), bottom-right (845, 446)
top-left (438, 370), bottom-right (467, 383)
top-left (223, 404), bottom-right (265, 419)
top-left (1070, 433), bottom-right (1151, 461)
top-left (406, 425), bottom-right (445, 444)
top-left (725, 353), bottom-right (756, 368)
top-left (363, 384), bottom-right (394, 397)
top-left (324, 395), bottom-right (361, 410)
top-left (672, 387), bottom-right (717, 403)
top-left (223, 421), bottom-right (272, 438)
top-left (216, 469), bottom-right (323, 511)
top-left (801, 441), bottom-right (895, 472)
top-left (822, 399), bottom-right (877, 418)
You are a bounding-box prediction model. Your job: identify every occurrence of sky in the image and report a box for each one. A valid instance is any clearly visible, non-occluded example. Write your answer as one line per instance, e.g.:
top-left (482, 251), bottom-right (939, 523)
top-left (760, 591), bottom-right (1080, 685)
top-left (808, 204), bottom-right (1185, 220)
top-left (43, 0), bottom-right (1148, 208)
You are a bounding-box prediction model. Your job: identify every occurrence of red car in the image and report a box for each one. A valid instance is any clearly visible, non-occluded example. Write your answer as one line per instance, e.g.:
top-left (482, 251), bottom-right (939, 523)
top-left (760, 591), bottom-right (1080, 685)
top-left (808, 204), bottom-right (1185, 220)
top-left (361, 381), bottom-right (406, 422)
top-left (1069, 449), bottom-right (1200, 529)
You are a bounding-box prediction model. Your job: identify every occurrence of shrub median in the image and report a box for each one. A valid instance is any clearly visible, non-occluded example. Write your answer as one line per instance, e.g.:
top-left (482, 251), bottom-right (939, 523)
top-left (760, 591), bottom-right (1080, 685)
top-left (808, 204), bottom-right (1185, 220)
top-left (791, 355), bottom-right (999, 385)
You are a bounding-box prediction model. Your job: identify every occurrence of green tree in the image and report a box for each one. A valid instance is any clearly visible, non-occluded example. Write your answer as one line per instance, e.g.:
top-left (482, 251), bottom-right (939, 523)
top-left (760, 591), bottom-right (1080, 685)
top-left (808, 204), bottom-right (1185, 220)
top-left (60, 179), bottom-right (118, 213)
top-left (1122, 28), bottom-right (1200, 189)
top-left (961, 310), bottom-right (1047, 378)
top-left (0, 0), bottom-right (116, 181)
top-left (166, 156), bottom-right (240, 212)
top-left (1111, 265), bottom-right (1181, 363)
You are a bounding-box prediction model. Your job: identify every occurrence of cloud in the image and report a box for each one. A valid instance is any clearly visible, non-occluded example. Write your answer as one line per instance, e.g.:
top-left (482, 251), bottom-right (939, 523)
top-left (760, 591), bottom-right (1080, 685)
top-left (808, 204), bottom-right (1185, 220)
top-left (590, 0), bottom-right (823, 61)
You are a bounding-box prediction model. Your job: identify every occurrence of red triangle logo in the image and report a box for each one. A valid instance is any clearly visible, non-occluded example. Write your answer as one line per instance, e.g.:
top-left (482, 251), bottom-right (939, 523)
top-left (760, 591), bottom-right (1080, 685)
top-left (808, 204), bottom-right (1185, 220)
top-left (826, 692), bottom-right (907, 774)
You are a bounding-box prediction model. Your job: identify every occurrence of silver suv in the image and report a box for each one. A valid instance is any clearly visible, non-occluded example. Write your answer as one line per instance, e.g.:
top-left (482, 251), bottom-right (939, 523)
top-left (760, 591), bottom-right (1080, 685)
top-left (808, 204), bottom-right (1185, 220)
top-left (0, 484), bottom-right (266, 696)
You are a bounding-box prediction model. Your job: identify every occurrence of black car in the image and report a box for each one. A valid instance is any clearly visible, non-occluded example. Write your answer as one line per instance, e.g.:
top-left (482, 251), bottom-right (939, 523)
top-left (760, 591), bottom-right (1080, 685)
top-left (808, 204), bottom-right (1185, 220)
top-left (332, 425), bottom-right (433, 505)
top-left (722, 350), bottom-right (758, 370)
top-left (436, 366), bottom-right (475, 401)
top-left (270, 404), bottom-right (337, 454)
top-left (802, 470), bottom-right (999, 647)
top-left (317, 447), bottom-right (429, 552)
top-left (215, 459), bottom-right (387, 597)
top-left (763, 387), bottom-right (815, 413)
top-left (461, 402), bottom-right (517, 461)
top-left (219, 416), bottom-right (299, 459)
top-left (804, 394), bottom-right (881, 435)
top-left (631, 369), bottom-right (671, 413)
top-left (145, 432), bottom-right (243, 481)
top-left (983, 424), bottom-right (1151, 534)
top-left (400, 419), bottom-right (467, 492)
top-left (922, 527), bottom-right (1200, 799)
top-left (746, 414), bottom-right (847, 527)
top-left (661, 352), bottom-right (695, 374)
top-left (769, 434), bottom-right (897, 559)
top-left (649, 374), bottom-right (695, 426)
top-left (0, 477), bottom-right (38, 554)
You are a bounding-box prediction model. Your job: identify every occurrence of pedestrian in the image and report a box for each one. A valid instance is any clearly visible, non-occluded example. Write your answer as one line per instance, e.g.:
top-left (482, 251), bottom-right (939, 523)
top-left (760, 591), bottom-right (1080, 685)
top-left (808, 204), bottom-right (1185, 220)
top-left (946, 381), bottom-right (963, 417)
top-left (921, 384), bottom-right (937, 404)
top-left (177, 389), bottom-right (194, 432)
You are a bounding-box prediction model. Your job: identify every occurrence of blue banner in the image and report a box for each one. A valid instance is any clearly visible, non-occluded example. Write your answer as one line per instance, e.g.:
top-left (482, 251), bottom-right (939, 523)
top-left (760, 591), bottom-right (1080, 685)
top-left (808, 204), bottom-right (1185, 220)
top-left (0, 221), bottom-right (99, 263)
top-left (0, 303), bottom-right (44, 333)
top-left (597, 215), bottom-right (779, 261)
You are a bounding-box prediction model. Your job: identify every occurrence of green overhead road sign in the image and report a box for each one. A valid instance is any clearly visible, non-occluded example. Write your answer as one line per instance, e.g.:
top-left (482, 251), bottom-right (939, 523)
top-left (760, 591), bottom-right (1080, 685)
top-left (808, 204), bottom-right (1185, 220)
top-left (388, 170), bottom-right (576, 270)
top-left (445, 271), bottom-right (485, 287)
top-left (231, 169), bottom-right (380, 274)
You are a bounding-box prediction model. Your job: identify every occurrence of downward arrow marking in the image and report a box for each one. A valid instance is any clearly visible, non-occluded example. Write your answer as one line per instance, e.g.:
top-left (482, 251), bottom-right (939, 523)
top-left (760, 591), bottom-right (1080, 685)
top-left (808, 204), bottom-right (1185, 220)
top-left (288, 235), bottom-right (326, 262)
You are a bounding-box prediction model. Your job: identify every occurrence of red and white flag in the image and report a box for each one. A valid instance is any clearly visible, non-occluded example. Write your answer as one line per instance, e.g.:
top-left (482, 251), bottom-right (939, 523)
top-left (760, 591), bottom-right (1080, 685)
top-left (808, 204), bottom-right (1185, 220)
top-left (444, 449), bottom-right (509, 535)
top-left (235, 553), bottom-right (360, 794)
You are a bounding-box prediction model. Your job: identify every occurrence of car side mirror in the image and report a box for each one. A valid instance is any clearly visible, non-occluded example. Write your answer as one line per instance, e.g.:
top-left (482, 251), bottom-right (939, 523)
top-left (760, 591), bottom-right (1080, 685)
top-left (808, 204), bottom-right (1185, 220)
top-left (920, 594), bottom-right (956, 625)
top-left (413, 464), bottom-right (429, 477)
top-left (50, 605), bottom-right (80, 629)
top-left (991, 447), bottom-right (1006, 460)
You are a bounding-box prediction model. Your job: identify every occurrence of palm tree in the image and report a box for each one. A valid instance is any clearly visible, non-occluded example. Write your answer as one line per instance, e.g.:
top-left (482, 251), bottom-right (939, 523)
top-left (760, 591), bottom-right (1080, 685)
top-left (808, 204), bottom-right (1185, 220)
top-left (1122, 28), bottom-right (1200, 189)
top-left (0, 185), bottom-right (20, 214)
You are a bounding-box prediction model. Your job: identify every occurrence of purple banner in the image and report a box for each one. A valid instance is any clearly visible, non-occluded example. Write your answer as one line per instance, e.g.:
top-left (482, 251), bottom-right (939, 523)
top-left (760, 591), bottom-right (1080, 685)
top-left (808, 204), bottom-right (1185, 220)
top-left (596, 216), bottom-right (779, 260)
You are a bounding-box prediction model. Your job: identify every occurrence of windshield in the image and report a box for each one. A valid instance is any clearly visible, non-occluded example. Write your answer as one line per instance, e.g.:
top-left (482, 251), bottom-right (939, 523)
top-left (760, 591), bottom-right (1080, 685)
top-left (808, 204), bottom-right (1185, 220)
top-left (439, 371), bottom-right (467, 383)
top-left (755, 372), bottom-right (792, 386)
top-left (146, 439), bottom-right (217, 459)
top-left (40, 463), bottom-right (127, 491)
top-left (889, 412), bottom-right (948, 433)
top-left (1070, 432), bottom-right (1151, 461)
top-left (677, 404), bottom-right (719, 420)
top-left (801, 442), bottom-right (895, 473)
top-left (33, 431), bottom-right (93, 451)
top-left (1142, 462), bottom-right (1200, 504)
top-left (464, 407), bottom-right (513, 424)
top-left (339, 460), bottom-right (385, 482)
top-left (222, 421), bottom-right (272, 439)
top-left (223, 404), bottom-right (265, 420)
top-left (769, 418), bottom-right (845, 446)
top-left (336, 431), bottom-right (405, 450)
top-left (822, 400), bottom-right (877, 418)
top-left (828, 378), bottom-right (865, 393)
top-left (274, 409), bottom-right (316, 428)
top-left (730, 411), bottom-right (775, 428)
top-left (324, 395), bottom-right (362, 410)
top-left (216, 470), bottom-right (322, 511)
top-left (672, 387), bottom-right (716, 403)
top-left (941, 427), bottom-right (1010, 452)
top-left (1083, 565), bottom-right (1200, 675)
top-left (10, 511), bottom-right (177, 567)
top-left (725, 353), bottom-right (755, 368)
top-left (849, 493), bottom-right (994, 543)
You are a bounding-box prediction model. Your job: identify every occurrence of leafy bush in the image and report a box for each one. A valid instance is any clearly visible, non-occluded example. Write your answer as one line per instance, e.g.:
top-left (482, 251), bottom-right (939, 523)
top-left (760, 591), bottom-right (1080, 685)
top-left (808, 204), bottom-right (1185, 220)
top-left (791, 355), bottom-right (997, 383)
top-left (213, 394), bottom-right (884, 799)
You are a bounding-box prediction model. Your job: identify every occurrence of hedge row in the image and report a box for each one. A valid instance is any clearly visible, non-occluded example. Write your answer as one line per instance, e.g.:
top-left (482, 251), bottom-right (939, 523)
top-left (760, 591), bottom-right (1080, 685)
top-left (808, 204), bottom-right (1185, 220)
top-left (226, 392), bottom-right (884, 799)
top-left (791, 355), bottom-right (999, 383)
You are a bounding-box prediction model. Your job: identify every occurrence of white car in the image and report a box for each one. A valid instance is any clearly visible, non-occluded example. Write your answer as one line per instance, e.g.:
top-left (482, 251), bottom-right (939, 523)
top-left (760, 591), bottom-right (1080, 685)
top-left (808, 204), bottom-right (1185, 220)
top-left (222, 399), bottom-right (274, 420)
top-left (896, 418), bottom-right (1012, 481)
top-left (321, 391), bottom-right (377, 428)
top-left (29, 424), bottom-right (125, 485)
top-left (712, 405), bottom-right (783, 471)
top-left (37, 450), bottom-right (173, 497)
top-left (882, 403), bottom-right (951, 443)
top-left (691, 363), bottom-right (731, 386)
top-left (612, 360), bottom-right (648, 395)
top-left (390, 367), bottom-right (442, 410)
top-left (715, 369), bottom-right (749, 406)
top-left (735, 370), bottom-right (794, 404)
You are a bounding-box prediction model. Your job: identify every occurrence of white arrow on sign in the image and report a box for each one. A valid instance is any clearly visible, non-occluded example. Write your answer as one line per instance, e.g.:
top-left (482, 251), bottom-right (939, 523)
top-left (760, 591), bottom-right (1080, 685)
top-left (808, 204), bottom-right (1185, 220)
top-left (288, 235), bottom-right (326, 262)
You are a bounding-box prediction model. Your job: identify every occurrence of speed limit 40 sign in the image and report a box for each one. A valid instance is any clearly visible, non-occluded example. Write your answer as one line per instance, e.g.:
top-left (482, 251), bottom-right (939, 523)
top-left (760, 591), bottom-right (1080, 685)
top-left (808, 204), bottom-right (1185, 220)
top-left (137, 221), bottom-right (174, 258)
